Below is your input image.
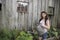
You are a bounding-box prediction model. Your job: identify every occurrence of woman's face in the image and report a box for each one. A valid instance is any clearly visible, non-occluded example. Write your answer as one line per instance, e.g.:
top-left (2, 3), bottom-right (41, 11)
top-left (42, 13), bottom-right (46, 18)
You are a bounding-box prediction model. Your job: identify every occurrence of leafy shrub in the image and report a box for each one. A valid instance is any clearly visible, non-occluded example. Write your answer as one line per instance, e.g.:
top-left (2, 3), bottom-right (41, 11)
top-left (0, 28), bottom-right (12, 40)
top-left (16, 31), bottom-right (33, 40)
top-left (33, 31), bottom-right (38, 40)
top-left (47, 26), bottom-right (59, 38)
top-left (0, 28), bottom-right (33, 40)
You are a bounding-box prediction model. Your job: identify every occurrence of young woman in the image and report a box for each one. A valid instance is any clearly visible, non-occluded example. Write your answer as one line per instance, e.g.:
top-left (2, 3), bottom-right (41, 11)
top-left (38, 11), bottom-right (50, 40)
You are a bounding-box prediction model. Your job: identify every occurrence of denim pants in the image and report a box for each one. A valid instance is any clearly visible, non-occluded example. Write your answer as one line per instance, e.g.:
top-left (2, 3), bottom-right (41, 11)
top-left (42, 32), bottom-right (47, 40)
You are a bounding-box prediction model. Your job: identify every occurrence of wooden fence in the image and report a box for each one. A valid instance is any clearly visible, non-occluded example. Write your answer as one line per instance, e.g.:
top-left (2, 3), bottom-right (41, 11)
top-left (1, 0), bottom-right (60, 30)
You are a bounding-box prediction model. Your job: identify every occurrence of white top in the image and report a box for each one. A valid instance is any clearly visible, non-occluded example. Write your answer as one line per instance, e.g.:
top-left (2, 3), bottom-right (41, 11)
top-left (40, 19), bottom-right (47, 33)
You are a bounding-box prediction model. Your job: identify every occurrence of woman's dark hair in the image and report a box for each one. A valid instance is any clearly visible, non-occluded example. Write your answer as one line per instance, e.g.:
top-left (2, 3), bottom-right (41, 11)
top-left (39, 11), bottom-right (49, 25)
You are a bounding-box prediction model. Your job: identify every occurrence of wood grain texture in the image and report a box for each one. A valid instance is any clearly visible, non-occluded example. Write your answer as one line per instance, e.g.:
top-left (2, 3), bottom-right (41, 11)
top-left (1, 0), bottom-right (59, 29)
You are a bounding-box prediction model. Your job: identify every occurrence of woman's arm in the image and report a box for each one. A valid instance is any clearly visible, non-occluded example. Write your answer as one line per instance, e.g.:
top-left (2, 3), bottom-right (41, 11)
top-left (43, 20), bottom-right (50, 30)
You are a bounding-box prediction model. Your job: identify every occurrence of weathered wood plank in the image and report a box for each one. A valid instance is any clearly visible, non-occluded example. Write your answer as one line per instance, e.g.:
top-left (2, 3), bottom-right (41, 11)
top-left (45, 0), bottom-right (49, 12)
top-left (24, 0), bottom-right (29, 30)
top-left (32, 0), bottom-right (38, 29)
top-left (28, 0), bottom-right (33, 30)
top-left (0, 11), bottom-right (2, 27)
top-left (5, 0), bottom-right (9, 27)
top-left (2, 0), bottom-right (6, 27)
top-left (37, 0), bottom-right (42, 22)
top-left (9, 0), bottom-right (18, 29)
top-left (48, 0), bottom-right (54, 7)
top-left (41, 0), bottom-right (46, 11)
top-left (49, 0), bottom-right (58, 27)
top-left (57, 0), bottom-right (60, 27)
top-left (53, 0), bottom-right (59, 27)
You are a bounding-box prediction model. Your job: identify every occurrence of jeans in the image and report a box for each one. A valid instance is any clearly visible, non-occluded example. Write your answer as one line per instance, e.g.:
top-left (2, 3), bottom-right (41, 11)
top-left (42, 32), bottom-right (47, 40)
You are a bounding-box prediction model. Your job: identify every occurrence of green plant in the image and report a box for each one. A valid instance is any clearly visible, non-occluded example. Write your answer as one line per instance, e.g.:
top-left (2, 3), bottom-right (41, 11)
top-left (47, 26), bottom-right (59, 38)
top-left (33, 31), bottom-right (38, 40)
top-left (16, 31), bottom-right (33, 40)
top-left (0, 28), bottom-right (20, 40)
top-left (0, 28), bottom-right (12, 40)
top-left (0, 28), bottom-right (33, 40)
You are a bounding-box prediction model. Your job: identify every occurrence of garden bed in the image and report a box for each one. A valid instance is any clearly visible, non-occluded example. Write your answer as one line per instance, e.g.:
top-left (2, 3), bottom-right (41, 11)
top-left (0, 26), bottom-right (60, 40)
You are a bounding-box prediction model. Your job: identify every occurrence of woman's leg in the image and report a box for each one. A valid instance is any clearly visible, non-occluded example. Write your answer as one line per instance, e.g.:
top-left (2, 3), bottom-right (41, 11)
top-left (42, 32), bottom-right (47, 40)
top-left (38, 33), bottom-right (42, 40)
top-left (39, 37), bottom-right (42, 40)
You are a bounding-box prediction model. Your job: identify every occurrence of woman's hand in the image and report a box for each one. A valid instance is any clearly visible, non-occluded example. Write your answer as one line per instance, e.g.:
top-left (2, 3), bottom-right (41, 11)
top-left (42, 20), bottom-right (50, 30)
